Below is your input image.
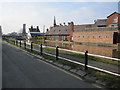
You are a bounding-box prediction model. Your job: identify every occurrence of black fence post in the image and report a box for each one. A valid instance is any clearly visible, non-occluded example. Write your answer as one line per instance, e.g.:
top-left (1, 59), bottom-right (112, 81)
top-left (31, 42), bottom-right (33, 51)
top-left (7, 38), bottom-right (8, 42)
top-left (14, 40), bottom-right (15, 45)
top-left (85, 50), bottom-right (88, 70)
top-left (24, 41), bottom-right (26, 49)
top-left (20, 40), bottom-right (21, 47)
top-left (40, 44), bottom-right (42, 55)
top-left (13, 40), bottom-right (14, 44)
top-left (56, 46), bottom-right (59, 60)
top-left (16, 40), bottom-right (18, 46)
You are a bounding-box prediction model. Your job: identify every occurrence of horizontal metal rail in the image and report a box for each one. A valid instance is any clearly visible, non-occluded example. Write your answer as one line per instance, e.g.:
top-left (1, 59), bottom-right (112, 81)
top-left (31, 47), bottom-right (120, 77)
top-left (6, 40), bottom-right (120, 61)
top-left (32, 43), bottom-right (39, 46)
top-left (29, 42), bottom-right (120, 61)
top-left (5, 40), bottom-right (120, 77)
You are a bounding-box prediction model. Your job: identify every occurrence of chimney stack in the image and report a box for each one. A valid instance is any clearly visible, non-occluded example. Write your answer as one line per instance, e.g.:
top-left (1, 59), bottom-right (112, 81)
top-left (31, 25), bottom-right (33, 29)
top-left (68, 22), bottom-right (70, 25)
top-left (60, 23), bottom-right (62, 26)
top-left (36, 26), bottom-right (39, 31)
top-left (23, 24), bottom-right (26, 34)
top-left (63, 22), bottom-right (65, 26)
top-left (46, 28), bottom-right (49, 32)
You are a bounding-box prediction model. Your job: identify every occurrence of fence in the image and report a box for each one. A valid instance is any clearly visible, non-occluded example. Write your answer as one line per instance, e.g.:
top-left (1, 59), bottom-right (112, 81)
top-left (3, 38), bottom-right (120, 77)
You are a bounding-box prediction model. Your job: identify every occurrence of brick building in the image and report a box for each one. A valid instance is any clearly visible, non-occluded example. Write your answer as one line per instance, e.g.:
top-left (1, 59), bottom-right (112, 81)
top-left (107, 12), bottom-right (120, 27)
top-left (29, 26), bottom-right (41, 38)
top-left (45, 16), bottom-right (74, 41)
top-left (46, 12), bottom-right (120, 44)
top-left (73, 12), bottom-right (120, 44)
top-left (93, 19), bottom-right (107, 27)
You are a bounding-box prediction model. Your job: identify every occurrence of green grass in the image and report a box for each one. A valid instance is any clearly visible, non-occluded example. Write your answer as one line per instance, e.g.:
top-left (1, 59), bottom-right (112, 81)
top-left (95, 72), bottom-right (120, 88)
top-left (40, 46), bottom-right (119, 66)
top-left (60, 51), bottom-right (85, 58)
top-left (4, 39), bottom-right (120, 88)
top-left (31, 43), bottom-right (119, 66)
top-left (9, 38), bottom-right (16, 41)
top-left (43, 47), bottom-right (56, 52)
top-left (6, 39), bottom-right (119, 66)
top-left (88, 56), bottom-right (119, 66)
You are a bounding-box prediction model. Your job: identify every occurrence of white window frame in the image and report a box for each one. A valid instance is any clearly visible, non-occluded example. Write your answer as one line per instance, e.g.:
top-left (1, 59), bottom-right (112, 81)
top-left (113, 17), bottom-right (118, 23)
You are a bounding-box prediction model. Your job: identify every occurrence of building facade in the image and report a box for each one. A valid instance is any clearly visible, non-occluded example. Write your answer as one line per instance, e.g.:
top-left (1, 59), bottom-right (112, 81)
top-left (73, 12), bottom-right (120, 44)
top-left (73, 27), bottom-right (119, 44)
top-left (46, 12), bottom-right (120, 44)
top-left (45, 17), bottom-right (74, 41)
top-left (29, 26), bottom-right (41, 38)
top-left (107, 12), bottom-right (120, 27)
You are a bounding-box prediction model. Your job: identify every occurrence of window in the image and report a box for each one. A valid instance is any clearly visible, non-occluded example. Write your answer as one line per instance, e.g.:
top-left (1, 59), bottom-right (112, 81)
top-left (111, 25), bottom-right (114, 27)
top-left (113, 17), bottom-right (118, 23)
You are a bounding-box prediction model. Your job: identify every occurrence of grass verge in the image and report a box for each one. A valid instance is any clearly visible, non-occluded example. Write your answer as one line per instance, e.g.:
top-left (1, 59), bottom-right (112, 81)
top-left (5, 39), bottom-right (119, 66)
top-left (41, 46), bottom-right (119, 66)
top-left (5, 40), bottom-right (120, 88)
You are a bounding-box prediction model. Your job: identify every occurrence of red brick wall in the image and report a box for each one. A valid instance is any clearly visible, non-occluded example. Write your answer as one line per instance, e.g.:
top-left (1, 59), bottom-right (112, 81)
top-left (107, 13), bottom-right (120, 27)
top-left (73, 30), bottom-right (119, 44)
top-left (46, 22), bottom-right (74, 42)
top-left (73, 45), bottom-right (112, 57)
top-left (69, 22), bottom-right (74, 41)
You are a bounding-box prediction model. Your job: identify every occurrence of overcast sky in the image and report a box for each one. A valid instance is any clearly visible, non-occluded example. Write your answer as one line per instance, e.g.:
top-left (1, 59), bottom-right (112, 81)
top-left (0, 0), bottom-right (119, 34)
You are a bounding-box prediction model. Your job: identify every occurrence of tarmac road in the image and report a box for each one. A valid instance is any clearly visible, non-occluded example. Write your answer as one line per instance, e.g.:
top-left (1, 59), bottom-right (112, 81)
top-left (2, 42), bottom-right (97, 88)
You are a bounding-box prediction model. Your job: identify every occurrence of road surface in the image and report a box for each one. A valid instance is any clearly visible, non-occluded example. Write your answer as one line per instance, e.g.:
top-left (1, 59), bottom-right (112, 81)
top-left (2, 42), bottom-right (97, 88)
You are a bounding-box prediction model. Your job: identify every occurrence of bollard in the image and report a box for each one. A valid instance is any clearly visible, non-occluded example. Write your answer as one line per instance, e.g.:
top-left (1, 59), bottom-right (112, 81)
top-left (31, 42), bottom-right (33, 51)
top-left (56, 46), bottom-right (59, 60)
top-left (85, 50), bottom-right (88, 70)
top-left (40, 44), bottom-right (42, 55)
top-left (24, 41), bottom-right (26, 49)
top-left (20, 40), bottom-right (21, 47)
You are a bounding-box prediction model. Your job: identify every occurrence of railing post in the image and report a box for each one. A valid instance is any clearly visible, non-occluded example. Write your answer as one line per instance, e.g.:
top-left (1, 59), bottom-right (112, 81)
top-left (85, 50), bottom-right (88, 70)
top-left (31, 42), bottom-right (33, 51)
top-left (14, 40), bottom-right (15, 45)
top-left (15, 40), bottom-right (16, 45)
top-left (16, 40), bottom-right (18, 46)
top-left (56, 46), bottom-right (59, 60)
top-left (40, 44), bottom-right (42, 55)
top-left (24, 41), bottom-right (26, 49)
top-left (20, 40), bottom-right (21, 47)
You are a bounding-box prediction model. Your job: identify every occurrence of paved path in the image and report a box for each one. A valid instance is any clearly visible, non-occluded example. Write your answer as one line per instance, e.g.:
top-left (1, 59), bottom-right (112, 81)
top-left (2, 42), bottom-right (97, 88)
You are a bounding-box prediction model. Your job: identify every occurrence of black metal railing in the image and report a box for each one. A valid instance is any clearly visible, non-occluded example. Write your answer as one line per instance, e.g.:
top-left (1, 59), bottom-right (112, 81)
top-left (3, 38), bottom-right (120, 77)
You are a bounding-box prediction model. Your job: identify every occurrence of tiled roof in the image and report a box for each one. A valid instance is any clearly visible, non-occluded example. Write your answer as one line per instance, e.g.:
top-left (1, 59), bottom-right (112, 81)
top-left (74, 24), bottom-right (94, 29)
top-left (46, 25), bottom-right (70, 35)
top-left (93, 19), bottom-right (107, 27)
top-left (107, 12), bottom-right (120, 18)
top-left (29, 27), bottom-right (41, 37)
top-left (29, 28), bottom-right (40, 32)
